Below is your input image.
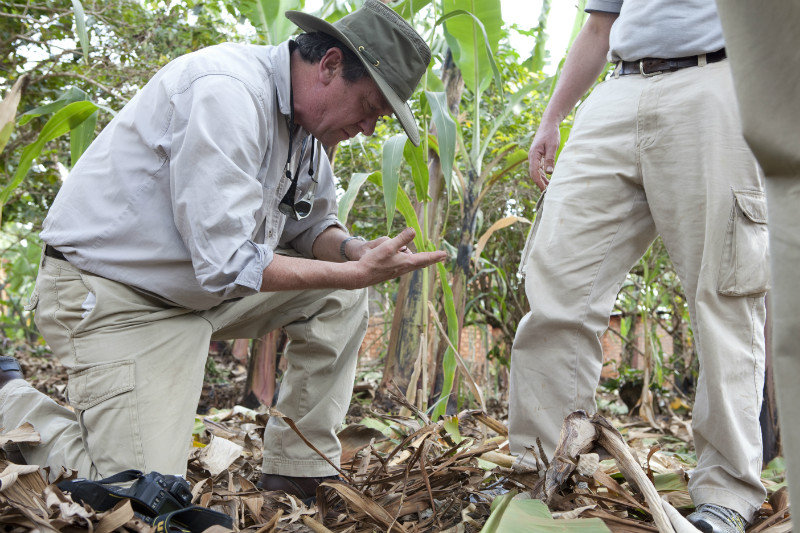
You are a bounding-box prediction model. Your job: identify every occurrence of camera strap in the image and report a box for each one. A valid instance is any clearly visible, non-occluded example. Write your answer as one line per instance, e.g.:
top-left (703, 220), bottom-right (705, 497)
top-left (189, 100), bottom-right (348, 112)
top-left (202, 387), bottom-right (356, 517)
top-left (58, 470), bottom-right (233, 532)
top-left (58, 469), bottom-right (146, 515)
top-left (153, 506), bottom-right (234, 532)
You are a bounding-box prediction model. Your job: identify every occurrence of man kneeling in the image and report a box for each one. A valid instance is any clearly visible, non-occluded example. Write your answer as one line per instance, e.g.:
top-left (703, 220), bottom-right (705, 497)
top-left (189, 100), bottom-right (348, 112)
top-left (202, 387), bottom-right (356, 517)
top-left (0, 0), bottom-right (444, 502)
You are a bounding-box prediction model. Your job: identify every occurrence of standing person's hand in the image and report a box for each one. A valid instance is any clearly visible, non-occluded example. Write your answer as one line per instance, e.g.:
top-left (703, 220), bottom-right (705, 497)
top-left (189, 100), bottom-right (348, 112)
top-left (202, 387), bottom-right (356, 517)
top-left (528, 119), bottom-right (561, 191)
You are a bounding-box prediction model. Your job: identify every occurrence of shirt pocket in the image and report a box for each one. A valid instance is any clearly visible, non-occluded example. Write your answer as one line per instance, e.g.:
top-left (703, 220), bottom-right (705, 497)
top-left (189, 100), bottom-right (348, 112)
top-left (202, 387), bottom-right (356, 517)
top-left (517, 190), bottom-right (547, 279)
top-left (717, 189), bottom-right (770, 297)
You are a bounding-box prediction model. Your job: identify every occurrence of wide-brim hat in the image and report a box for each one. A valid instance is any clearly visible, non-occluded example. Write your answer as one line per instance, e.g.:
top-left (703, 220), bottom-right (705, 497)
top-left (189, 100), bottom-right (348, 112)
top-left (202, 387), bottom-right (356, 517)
top-left (285, 0), bottom-right (431, 146)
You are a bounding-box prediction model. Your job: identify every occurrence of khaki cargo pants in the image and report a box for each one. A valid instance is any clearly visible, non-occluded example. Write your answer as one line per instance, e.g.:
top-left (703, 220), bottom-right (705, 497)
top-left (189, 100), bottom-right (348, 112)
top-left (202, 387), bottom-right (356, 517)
top-left (0, 255), bottom-right (368, 479)
top-left (509, 60), bottom-right (768, 518)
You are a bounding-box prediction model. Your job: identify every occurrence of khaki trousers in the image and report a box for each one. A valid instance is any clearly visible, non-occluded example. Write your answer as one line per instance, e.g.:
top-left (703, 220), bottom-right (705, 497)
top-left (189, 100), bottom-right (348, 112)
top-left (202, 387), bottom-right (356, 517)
top-left (0, 254), bottom-right (368, 479)
top-left (510, 60), bottom-right (768, 518)
top-left (716, 0), bottom-right (800, 511)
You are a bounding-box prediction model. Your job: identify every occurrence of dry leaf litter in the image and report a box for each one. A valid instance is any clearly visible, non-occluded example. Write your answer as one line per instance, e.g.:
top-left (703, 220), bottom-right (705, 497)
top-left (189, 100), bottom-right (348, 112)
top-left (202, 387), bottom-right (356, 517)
top-left (0, 353), bottom-right (792, 532)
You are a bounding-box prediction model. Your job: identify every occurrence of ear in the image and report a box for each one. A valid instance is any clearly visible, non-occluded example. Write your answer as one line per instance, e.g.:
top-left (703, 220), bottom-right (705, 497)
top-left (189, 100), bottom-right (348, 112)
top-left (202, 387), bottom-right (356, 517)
top-left (318, 47), bottom-right (345, 84)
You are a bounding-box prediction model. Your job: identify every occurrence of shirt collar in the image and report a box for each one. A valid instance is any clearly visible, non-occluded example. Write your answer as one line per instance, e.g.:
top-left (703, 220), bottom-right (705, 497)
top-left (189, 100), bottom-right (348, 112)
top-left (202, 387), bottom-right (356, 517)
top-left (274, 40), bottom-right (294, 119)
top-left (274, 40), bottom-right (310, 143)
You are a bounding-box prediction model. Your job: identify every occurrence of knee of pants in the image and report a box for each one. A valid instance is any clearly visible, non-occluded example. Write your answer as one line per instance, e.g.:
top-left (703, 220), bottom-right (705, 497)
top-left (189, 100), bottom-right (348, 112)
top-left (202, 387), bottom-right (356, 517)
top-left (328, 287), bottom-right (368, 325)
top-left (284, 287), bottom-right (368, 353)
top-left (349, 287), bottom-right (369, 326)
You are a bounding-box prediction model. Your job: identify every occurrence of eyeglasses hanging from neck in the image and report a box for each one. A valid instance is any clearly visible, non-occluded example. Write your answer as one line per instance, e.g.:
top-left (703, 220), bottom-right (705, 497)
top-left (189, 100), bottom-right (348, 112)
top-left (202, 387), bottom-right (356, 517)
top-left (279, 132), bottom-right (320, 221)
top-left (279, 80), bottom-right (321, 221)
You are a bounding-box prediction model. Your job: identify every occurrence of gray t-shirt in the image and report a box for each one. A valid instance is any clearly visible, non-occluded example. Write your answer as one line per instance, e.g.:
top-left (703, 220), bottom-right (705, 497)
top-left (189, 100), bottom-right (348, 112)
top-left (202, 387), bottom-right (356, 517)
top-left (585, 0), bottom-right (725, 61)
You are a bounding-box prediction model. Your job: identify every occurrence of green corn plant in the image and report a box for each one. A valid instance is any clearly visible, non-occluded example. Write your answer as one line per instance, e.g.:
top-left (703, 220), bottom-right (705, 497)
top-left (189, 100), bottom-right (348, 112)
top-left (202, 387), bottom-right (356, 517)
top-left (238, 0), bottom-right (304, 44)
top-left (339, 0), bottom-right (553, 420)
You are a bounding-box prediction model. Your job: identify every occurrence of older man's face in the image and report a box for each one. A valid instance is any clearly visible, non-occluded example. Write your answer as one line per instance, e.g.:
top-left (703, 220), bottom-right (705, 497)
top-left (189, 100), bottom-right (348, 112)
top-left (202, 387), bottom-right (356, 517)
top-left (302, 68), bottom-right (393, 147)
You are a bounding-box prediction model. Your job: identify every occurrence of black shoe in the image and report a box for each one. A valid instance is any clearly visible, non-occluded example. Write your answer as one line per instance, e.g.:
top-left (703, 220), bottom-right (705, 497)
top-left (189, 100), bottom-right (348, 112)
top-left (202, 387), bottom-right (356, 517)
top-left (0, 356), bottom-right (23, 390)
top-left (687, 503), bottom-right (748, 533)
top-left (257, 473), bottom-right (337, 504)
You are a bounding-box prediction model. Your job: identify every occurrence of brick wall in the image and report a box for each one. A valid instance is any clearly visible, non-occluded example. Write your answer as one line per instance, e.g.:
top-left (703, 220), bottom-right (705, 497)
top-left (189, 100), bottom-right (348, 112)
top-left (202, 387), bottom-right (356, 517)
top-left (359, 313), bottom-right (674, 383)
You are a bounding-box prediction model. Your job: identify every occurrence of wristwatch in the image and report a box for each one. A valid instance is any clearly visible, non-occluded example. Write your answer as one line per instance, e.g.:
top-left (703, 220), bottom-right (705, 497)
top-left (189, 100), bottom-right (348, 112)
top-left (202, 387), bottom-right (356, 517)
top-left (340, 236), bottom-right (366, 261)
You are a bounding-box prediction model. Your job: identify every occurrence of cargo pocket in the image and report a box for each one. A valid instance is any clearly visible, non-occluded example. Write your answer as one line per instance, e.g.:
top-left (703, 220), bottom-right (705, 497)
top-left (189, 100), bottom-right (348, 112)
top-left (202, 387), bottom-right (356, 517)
top-left (717, 189), bottom-right (770, 297)
top-left (67, 360), bottom-right (143, 474)
top-left (517, 191), bottom-right (547, 279)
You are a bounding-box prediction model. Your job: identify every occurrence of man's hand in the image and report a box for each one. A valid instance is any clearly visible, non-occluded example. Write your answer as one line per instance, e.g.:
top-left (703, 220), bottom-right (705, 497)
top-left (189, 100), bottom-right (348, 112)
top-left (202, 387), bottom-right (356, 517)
top-left (262, 227), bottom-right (446, 292)
top-left (348, 228), bottom-right (446, 288)
top-left (528, 120), bottom-right (561, 191)
top-left (342, 235), bottom-right (387, 261)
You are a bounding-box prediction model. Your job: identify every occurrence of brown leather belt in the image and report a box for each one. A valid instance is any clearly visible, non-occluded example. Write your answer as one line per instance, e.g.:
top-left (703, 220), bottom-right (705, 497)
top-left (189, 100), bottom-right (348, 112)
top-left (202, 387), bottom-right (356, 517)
top-left (44, 244), bottom-right (67, 261)
top-left (617, 48), bottom-right (726, 76)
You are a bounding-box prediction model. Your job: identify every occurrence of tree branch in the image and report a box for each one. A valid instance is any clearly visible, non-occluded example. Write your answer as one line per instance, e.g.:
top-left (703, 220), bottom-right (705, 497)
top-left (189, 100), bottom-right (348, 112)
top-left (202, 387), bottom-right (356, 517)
top-left (36, 72), bottom-right (128, 103)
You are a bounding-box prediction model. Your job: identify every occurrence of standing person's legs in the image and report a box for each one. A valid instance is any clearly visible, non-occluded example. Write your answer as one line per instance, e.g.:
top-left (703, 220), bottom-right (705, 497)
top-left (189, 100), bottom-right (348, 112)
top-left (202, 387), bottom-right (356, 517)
top-left (716, 0), bottom-right (800, 510)
top-left (510, 75), bottom-right (657, 461)
top-left (641, 61), bottom-right (768, 518)
top-left (201, 287), bottom-right (368, 476)
top-left (764, 177), bottom-right (800, 503)
top-left (0, 255), bottom-right (212, 479)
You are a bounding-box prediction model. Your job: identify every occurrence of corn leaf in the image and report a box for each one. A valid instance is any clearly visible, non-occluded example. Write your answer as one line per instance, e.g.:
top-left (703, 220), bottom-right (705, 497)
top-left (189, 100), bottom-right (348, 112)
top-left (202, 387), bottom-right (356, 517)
top-left (71, 0), bottom-right (90, 65)
top-left (528, 0), bottom-right (551, 72)
top-left (338, 171), bottom-right (375, 224)
top-left (367, 172), bottom-right (424, 251)
top-left (0, 101), bottom-right (98, 218)
top-left (19, 87), bottom-right (91, 125)
top-left (438, 1), bottom-right (503, 95)
top-left (381, 134), bottom-right (407, 233)
top-left (392, 0), bottom-right (432, 20)
top-left (426, 91), bottom-right (456, 192)
top-left (403, 138), bottom-right (429, 201)
top-left (481, 495), bottom-right (611, 533)
top-left (69, 110), bottom-right (97, 167)
top-left (241, 0), bottom-right (302, 44)
top-left (474, 216), bottom-right (530, 262)
top-left (395, 186), bottom-right (425, 251)
top-left (431, 261), bottom-right (458, 421)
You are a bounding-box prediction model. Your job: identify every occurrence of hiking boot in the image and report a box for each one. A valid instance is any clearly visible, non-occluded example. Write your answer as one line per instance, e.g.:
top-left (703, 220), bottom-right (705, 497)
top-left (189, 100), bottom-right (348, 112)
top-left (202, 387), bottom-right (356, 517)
top-left (687, 503), bottom-right (748, 533)
top-left (256, 473), bottom-right (337, 503)
top-left (0, 356), bottom-right (23, 391)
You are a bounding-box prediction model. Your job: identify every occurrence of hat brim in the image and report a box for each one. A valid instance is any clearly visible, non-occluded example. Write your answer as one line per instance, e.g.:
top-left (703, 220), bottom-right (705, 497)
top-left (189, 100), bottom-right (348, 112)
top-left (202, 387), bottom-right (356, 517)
top-left (285, 10), bottom-right (421, 146)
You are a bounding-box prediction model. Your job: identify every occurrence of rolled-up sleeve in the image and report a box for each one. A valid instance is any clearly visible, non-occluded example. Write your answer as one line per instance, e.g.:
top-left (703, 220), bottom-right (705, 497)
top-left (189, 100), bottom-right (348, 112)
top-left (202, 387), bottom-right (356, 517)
top-left (585, 0), bottom-right (621, 13)
top-left (168, 76), bottom-right (273, 298)
top-left (279, 150), bottom-right (346, 257)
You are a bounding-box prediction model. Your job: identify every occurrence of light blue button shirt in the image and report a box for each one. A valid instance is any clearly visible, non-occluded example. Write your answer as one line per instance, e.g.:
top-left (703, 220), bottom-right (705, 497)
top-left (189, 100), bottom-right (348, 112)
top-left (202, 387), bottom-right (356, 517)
top-left (41, 42), bottom-right (344, 310)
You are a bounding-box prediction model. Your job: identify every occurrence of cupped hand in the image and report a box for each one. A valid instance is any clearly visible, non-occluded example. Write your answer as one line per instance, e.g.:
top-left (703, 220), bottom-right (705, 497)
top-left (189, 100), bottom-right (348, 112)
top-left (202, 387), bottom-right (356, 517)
top-left (528, 120), bottom-right (561, 191)
top-left (350, 228), bottom-right (447, 288)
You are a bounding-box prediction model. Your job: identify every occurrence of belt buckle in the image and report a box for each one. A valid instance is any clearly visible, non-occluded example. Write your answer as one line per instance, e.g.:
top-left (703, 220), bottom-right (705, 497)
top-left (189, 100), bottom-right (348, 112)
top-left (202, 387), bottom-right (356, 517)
top-left (639, 59), bottom-right (662, 77)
